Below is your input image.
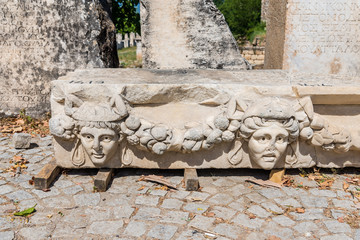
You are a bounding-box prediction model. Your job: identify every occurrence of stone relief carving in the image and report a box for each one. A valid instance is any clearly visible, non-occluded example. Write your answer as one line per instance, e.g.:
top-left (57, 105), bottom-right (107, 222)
top-left (49, 91), bottom-right (354, 169)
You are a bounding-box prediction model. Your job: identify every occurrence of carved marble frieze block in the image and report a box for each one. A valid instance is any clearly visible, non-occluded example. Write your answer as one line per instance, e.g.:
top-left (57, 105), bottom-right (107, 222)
top-left (50, 69), bottom-right (360, 169)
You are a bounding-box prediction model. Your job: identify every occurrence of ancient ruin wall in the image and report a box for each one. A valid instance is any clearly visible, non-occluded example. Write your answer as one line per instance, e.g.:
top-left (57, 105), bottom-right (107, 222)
top-left (0, 0), bottom-right (118, 117)
top-left (140, 0), bottom-right (249, 70)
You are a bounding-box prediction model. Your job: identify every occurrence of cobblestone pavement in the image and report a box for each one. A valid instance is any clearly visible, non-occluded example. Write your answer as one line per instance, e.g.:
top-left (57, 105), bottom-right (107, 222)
top-left (1, 135), bottom-right (360, 240)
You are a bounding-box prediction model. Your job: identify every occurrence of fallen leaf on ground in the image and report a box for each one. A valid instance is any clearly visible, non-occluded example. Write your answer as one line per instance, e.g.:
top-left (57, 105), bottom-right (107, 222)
top-left (267, 236), bottom-right (281, 240)
top-left (139, 175), bottom-right (177, 189)
top-left (14, 204), bottom-right (37, 216)
top-left (338, 217), bottom-right (345, 223)
top-left (248, 213), bottom-right (256, 219)
top-left (137, 186), bottom-right (145, 191)
top-left (245, 179), bottom-right (282, 188)
top-left (343, 182), bottom-right (350, 191)
top-left (203, 212), bottom-right (215, 217)
top-left (295, 208), bottom-right (305, 213)
top-left (190, 198), bottom-right (203, 202)
top-left (42, 188), bottom-right (51, 192)
top-left (47, 214), bottom-right (53, 218)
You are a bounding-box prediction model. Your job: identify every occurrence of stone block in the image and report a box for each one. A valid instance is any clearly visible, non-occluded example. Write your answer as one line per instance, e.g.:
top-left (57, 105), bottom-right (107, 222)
top-left (12, 133), bottom-right (31, 149)
top-left (265, 0), bottom-right (360, 76)
top-left (49, 69), bottom-right (360, 173)
top-left (0, 0), bottom-right (118, 117)
top-left (140, 0), bottom-right (249, 70)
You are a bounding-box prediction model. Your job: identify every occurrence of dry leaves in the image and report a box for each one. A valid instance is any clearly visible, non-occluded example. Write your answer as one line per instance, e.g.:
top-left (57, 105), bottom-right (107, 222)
top-left (295, 208), bottom-right (305, 213)
top-left (137, 175), bottom-right (177, 189)
top-left (245, 179), bottom-right (282, 188)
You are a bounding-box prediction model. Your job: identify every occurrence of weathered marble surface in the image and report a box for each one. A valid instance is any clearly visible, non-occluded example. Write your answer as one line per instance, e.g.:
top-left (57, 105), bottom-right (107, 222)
top-left (50, 69), bottom-right (360, 169)
top-left (140, 0), bottom-right (249, 70)
top-left (265, 0), bottom-right (360, 76)
top-left (0, 0), bottom-right (118, 117)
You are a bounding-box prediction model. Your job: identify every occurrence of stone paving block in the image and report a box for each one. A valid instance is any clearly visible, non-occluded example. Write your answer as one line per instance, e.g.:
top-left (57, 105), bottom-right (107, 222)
top-left (17, 199), bottom-right (42, 211)
top-left (323, 220), bottom-right (351, 234)
top-left (0, 198), bottom-right (7, 204)
top-left (294, 221), bottom-right (319, 234)
top-left (261, 202), bottom-right (284, 214)
top-left (29, 211), bottom-right (58, 225)
top-left (228, 196), bottom-right (246, 210)
top-left (0, 217), bottom-right (15, 231)
top-left (0, 179), bottom-right (7, 185)
top-left (274, 197), bottom-right (302, 208)
top-left (100, 193), bottom-right (133, 207)
top-left (32, 188), bottom-right (60, 198)
top-left (63, 185), bottom-right (83, 195)
top-left (183, 202), bottom-right (209, 214)
top-left (263, 221), bottom-right (294, 239)
top-left (0, 185), bottom-right (14, 194)
top-left (227, 184), bottom-right (252, 196)
top-left (186, 191), bottom-right (210, 201)
top-left (308, 188), bottom-right (337, 198)
top-left (42, 196), bottom-right (74, 208)
top-left (331, 209), bottom-right (345, 219)
top-left (300, 195), bottom-right (328, 208)
top-left (245, 232), bottom-right (267, 240)
top-left (124, 221), bottom-right (148, 237)
top-left (61, 209), bottom-right (89, 229)
top-left (147, 224), bottom-right (178, 240)
top-left (176, 229), bottom-right (207, 240)
top-left (160, 211), bottom-right (189, 224)
top-left (27, 155), bottom-right (44, 164)
top-left (133, 207), bottom-right (161, 221)
top-left (53, 179), bottom-right (74, 189)
top-left (247, 205), bottom-right (272, 218)
top-left (74, 193), bottom-right (100, 206)
top-left (135, 195), bottom-right (159, 206)
top-left (245, 192), bottom-right (268, 203)
top-left (212, 178), bottom-right (236, 187)
top-left (87, 220), bottom-right (124, 235)
top-left (211, 206), bottom-right (237, 220)
top-left (6, 190), bottom-right (33, 201)
top-left (162, 198), bottom-right (184, 209)
top-left (169, 176), bottom-right (183, 186)
top-left (150, 189), bottom-right (168, 196)
top-left (113, 205), bottom-right (135, 219)
top-left (332, 199), bottom-right (355, 209)
top-left (18, 226), bottom-right (52, 240)
top-left (168, 190), bottom-right (190, 199)
top-left (232, 213), bottom-right (265, 229)
top-left (0, 152), bottom-right (12, 160)
top-left (214, 223), bottom-right (242, 239)
top-left (0, 231), bottom-right (14, 240)
top-left (259, 188), bottom-right (286, 199)
top-left (200, 186), bottom-right (218, 195)
top-left (336, 190), bottom-right (351, 198)
top-left (85, 206), bottom-right (112, 221)
top-left (272, 215), bottom-right (296, 227)
top-left (207, 193), bottom-right (233, 205)
top-left (320, 234), bottom-right (353, 240)
top-left (282, 187), bottom-right (307, 197)
top-left (189, 215), bottom-right (215, 231)
top-left (289, 209), bottom-right (327, 221)
top-left (6, 149), bottom-right (23, 154)
top-left (21, 148), bottom-right (41, 155)
top-left (52, 223), bottom-right (86, 238)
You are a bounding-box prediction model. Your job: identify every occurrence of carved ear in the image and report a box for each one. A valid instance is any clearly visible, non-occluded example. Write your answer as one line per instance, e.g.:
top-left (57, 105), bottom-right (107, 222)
top-left (111, 95), bottom-right (128, 119)
top-left (228, 139), bottom-right (244, 165)
top-left (285, 142), bottom-right (298, 167)
top-left (71, 139), bottom-right (85, 167)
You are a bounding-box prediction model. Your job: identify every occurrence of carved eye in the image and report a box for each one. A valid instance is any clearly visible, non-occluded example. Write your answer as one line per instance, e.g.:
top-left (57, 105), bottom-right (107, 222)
top-left (101, 135), bottom-right (113, 142)
top-left (82, 134), bottom-right (94, 141)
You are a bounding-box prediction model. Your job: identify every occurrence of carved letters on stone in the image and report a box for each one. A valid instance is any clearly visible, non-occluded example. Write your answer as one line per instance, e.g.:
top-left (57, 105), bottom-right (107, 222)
top-left (49, 88), bottom-right (354, 169)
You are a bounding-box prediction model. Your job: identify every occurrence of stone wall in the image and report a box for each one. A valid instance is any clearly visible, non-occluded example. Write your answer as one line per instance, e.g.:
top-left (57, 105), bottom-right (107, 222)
top-left (239, 46), bottom-right (265, 68)
top-left (140, 0), bottom-right (249, 70)
top-left (0, 0), bottom-right (118, 117)
top-left (265, 0), bottom-right (360, 75)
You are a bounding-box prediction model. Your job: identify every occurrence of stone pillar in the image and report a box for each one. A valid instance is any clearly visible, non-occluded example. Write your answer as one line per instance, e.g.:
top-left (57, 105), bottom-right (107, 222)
top-left (0, 0), bottom-right (119, 117)
top-left (264, 0), bottom-right (360, 76)
top-left (130, 32), bottom-right (135, 47)
top-left (136, 39), bottom-right (142, 61)
top-left (124, 33), bottom-right (129, 48)
top-left (261, 0), bottom-right (269, 22)
top-left (140, 0), bottom-right (249, 70)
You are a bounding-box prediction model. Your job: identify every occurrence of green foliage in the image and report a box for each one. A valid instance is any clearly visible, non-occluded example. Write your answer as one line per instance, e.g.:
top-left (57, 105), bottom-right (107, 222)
top-left (112, 0), bottom-right (140, 34)
top-left (218, 0), bottom-right (263, 40)
top-left (213, 0), bottom-right (224, 7)
top-left (118, 46), bottom-right (142, 68)
top-left (247, 21), bottom-right (266, 43)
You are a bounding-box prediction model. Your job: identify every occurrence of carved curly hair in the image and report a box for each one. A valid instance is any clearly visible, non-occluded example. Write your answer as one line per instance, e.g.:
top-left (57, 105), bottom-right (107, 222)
top-left (239, 116), bottom-right (300, 143)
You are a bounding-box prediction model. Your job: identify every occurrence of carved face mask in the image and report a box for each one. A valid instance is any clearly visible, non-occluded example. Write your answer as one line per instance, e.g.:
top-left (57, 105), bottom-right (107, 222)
top-left (248, 124), bottom-right (289, 170)
top-left (79, 127), bottom-right (119, 166)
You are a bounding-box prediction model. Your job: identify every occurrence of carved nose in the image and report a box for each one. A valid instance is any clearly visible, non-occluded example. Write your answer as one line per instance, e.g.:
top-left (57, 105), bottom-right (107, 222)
top-left (266, 140), bottom-right (276, 151)
top-left (92, 139), bottom-right (101, 150)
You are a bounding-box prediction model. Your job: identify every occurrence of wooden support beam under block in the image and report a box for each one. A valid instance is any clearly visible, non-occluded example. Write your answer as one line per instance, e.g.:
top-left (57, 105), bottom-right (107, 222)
top-left (184, 168), bottom-right (199, 191)
top-left (34, 161), bottom-right (61, 190)
top-left (94, 168), bottom-right (114, 192)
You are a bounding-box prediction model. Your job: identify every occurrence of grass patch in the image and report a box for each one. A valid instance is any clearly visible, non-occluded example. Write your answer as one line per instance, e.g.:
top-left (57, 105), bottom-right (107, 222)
top-left (118, 46), bottom-right (142, 68)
